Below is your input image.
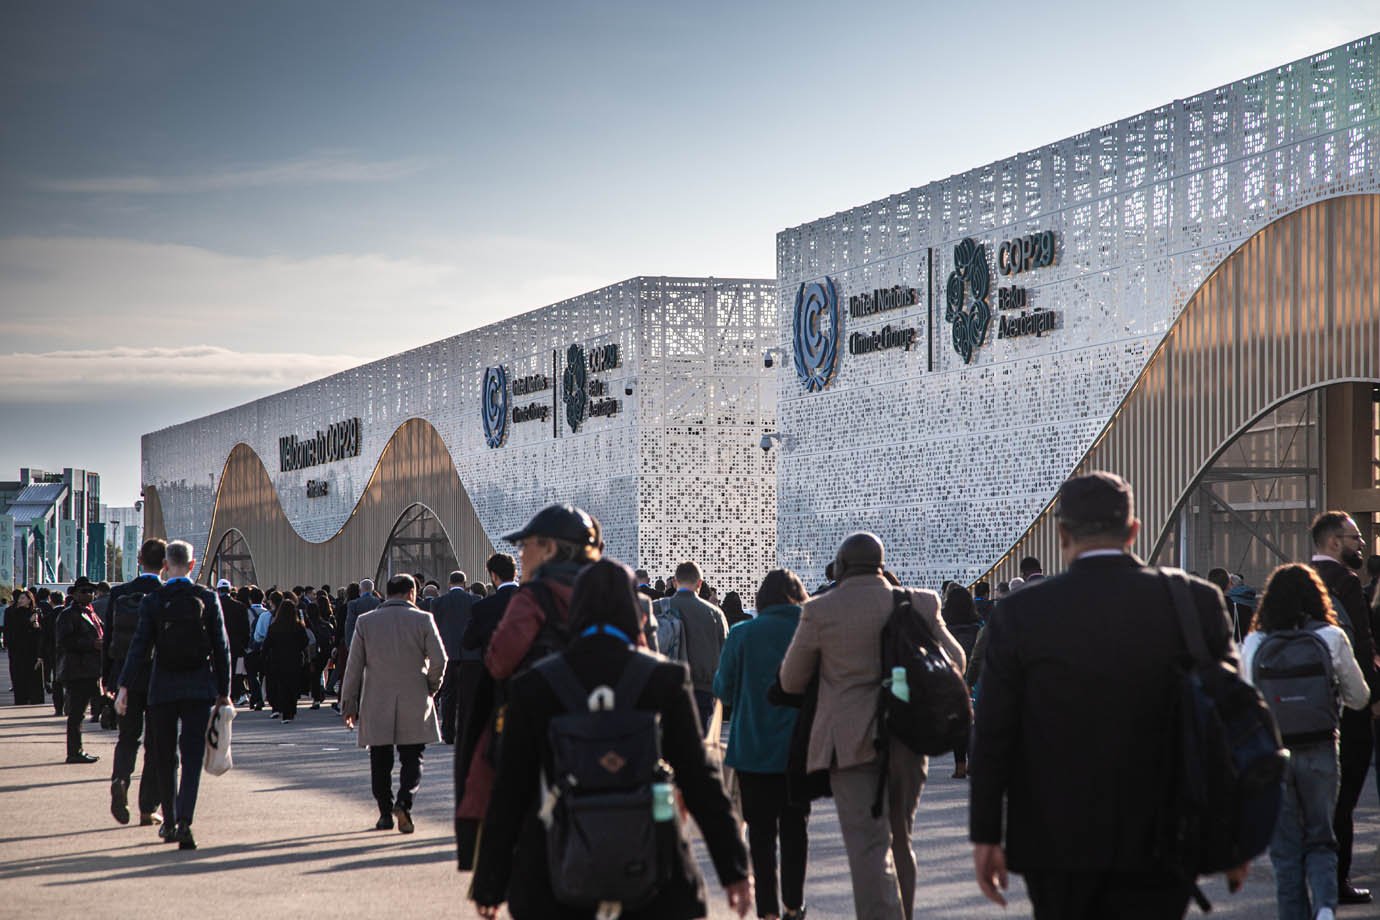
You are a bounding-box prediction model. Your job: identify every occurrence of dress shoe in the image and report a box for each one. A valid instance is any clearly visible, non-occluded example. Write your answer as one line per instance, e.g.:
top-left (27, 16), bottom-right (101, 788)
top-left (175, 822), bottom-right (196, 850)
top-left (311, 701), bottom-right (320, 710)
top-left (393, 805), bottom-right (414, 834)
top-left (139, 811), bottom-right (162, 827)
top-left (159, 822), bottom-right (179, 843)
top-left (1338, 883), bottom-right (1372, 905)
top-left (951, 762), bottom-right (968, 780)
top-left (110, 778), bottom-right (130, 824)
top-left (65, 751), bottom-right (99, 764)
top-left (374, 813), bottom-right (395, 831)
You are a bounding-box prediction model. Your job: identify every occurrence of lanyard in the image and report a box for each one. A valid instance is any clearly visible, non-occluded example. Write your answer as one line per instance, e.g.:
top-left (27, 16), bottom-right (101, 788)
top-left (581, 624), bottom-right (632, 644)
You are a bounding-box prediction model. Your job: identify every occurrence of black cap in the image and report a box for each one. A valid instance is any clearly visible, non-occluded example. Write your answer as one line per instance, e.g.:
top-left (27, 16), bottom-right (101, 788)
top-left (502, 503), bottom-right (600, 547)
top-left (69, 576), bottom-right (99, 593)
top-left (1055, 471), bottom-right (1134, 535)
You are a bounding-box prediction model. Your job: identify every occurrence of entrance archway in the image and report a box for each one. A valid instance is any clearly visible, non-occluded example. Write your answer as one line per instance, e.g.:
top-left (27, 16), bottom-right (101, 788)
top-left (375, 503), bottom-right (460, 588)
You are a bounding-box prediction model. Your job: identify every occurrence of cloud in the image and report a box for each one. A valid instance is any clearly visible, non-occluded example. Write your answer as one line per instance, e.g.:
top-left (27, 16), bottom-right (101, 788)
top-left (37, 154), bottom-right (428, 194)
top-left (0, 345), bottom-right (363, 400)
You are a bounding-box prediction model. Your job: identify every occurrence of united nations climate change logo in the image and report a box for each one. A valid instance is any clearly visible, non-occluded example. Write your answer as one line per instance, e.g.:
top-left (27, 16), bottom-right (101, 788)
top-left (481, 365), bottom-right (509, 448)
top-left (945, 238), bottom-right (992, 364)
top-left (792, 277), bottom-right (842, 392)
top-left (562, 343), bottom-right (588, 432)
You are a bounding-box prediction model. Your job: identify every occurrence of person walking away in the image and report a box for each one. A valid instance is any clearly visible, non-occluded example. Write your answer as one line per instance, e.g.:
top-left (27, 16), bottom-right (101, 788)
top-left (721, 590), bottom-right (751, 628)
top-left (714, 569), bottom-right (811, 920)
top-left (472, 558), bottom-right (751, 919)
top-left (429, 569), bottom-right (476, 744)
top-left (339, 574), bottom-right (446, 832)
top-left (339, 578), bottom-right (381, 691)
top-left (114, 539), bottom-right (231, 850)
top-left (329, 582), bottom-right (361, 699)
top-left (216, 580), bottom-right (252, 706)
top-left (454, 552), bottom-right (519, 868)
top-left (663, 561), bottom-right (728, 735)
top-left (941, 584), bottom-right (981, 780)
top-left (780, 532), bottom-right (964, 920)
top-left (1307, 511), bottom-right (1378, 905)
top-left (457, 505), bottom-right (605, 862)
top-left (55, 576), bottom-right (104, 763)
top-left (970, 472), bottom-right (1246, 919)
top-left (106, 538), bottom-right (166, 826)
top-left (4, 589), bottom-right (45, 704)
top-left (1241, 564), bottom-right (1368, 920)
top-left (1018, 556), bottom-right (1044, 583)
top-left (306, 592), bottom-right (334, 708)
top-left (262, 600), bottom-right (309, 722)
top-left (245, 587), bottom-right (272, 710)
top-left (37, 588), bottom-right (63, 716)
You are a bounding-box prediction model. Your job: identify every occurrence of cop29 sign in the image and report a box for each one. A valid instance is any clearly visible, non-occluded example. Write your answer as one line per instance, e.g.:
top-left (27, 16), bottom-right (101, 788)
top-left (481, 365), bottom-right (509, 449)
top-left (792, 277), bottom-right (842, 392)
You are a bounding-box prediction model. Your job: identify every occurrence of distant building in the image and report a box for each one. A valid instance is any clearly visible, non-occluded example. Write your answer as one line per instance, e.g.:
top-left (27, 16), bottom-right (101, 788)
top-left (101, 502), bottom-right (144, 582)
top-left (0, 467), bottom-right (103, 586)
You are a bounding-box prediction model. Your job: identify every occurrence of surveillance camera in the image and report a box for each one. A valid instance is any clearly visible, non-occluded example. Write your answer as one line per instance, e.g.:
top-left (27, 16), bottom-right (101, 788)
top-left (760, 434), bottom-right (773, 452)
top-left (624, 385), bottom-right (633, 397)
top-left (764, 353), bottom-right (774, 369)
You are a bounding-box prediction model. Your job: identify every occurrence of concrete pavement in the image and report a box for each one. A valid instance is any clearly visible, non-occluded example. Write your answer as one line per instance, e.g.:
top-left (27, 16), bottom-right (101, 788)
top-left (1, 655), bottom-right (1377, 918)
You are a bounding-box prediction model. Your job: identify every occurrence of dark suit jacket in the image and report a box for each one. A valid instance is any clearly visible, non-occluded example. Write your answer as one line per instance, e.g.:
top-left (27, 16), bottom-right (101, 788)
top-left (471, 638), bottom-right (748, 918)
top-left (1313, 557), bottom-right (1378, 703)
top-left (969, 554), bottom-right (1234, 872)
top-left (430, 587), bottom-right (476, 662)
top-left (218, 591), bottom-right (252, 659)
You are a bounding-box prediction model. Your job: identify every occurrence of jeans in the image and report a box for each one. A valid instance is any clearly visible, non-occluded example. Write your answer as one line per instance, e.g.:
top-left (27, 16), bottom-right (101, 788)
top-left (63, 678), bottom-right (98, 756)
top-left (148, 698), bottom-right (212, 826)
top-left (111, 687), bottom-right (161, 815)
top-left (370, 744), bottom-right (424, 813)
top-left (1272, 742), bottom-right (1340, 919)
top-left (738, 770), bottom-right (809, 918)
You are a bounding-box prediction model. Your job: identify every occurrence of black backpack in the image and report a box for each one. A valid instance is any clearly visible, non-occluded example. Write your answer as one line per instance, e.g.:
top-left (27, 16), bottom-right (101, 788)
top-left (155, 585), bottom-right (212, 672)
top-left (108, 588), bottom-right (146, 665)
top-left (1157, 570), bottom-right (1285, 911)
top-left (877, 589), bottom-right (972, 757)
top-left (537, 651), bottom-right (668, 910)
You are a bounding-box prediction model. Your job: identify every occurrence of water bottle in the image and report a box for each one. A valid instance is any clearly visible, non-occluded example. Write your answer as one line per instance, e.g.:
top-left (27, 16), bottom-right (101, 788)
top-left (651, 782), bottom-right (675, 822)
top-left (891, 666), bottom-right (910, 703)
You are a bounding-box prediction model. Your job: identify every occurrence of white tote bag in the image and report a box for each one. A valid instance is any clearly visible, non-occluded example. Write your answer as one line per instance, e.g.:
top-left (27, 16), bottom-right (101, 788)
top-left (204, 703), bottom-right (237, 776)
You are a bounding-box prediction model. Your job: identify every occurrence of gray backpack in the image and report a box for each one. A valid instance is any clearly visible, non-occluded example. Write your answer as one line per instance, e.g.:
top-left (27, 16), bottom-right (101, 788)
top-left (654, 599), bottom-right (686, 663)
top-left (1252, 625), bottom-right (1339, 744)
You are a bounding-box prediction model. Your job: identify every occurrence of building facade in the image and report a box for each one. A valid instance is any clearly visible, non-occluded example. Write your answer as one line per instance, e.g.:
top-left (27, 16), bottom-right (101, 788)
top-left (1, 467), bottom-right (104, 587)
top-left (775, 35), bottom-right (1380, 589)
top-left (142, 277), bottom-right (778, 598)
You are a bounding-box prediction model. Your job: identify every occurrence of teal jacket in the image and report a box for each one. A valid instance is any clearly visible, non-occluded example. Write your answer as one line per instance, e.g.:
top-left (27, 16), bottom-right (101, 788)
top-left (712, 604), bottom-right (801, 774)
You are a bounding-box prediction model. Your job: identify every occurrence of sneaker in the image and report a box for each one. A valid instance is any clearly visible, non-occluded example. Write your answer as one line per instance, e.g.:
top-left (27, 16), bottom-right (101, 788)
top-left (175, 822), bottom-right (196, 850)
top-left (393, 805), bottom-right (414, 834)
top-left (65, 751), bottom-right (99, 764)
top-left (311, 701), bottom-right (321, 710)
top-left (235, 695), bottom-right (249, 707)
top-left (139, 811), bottom-right (162, 827)
top-left (282, 717), bottom-right (294, 723)
top-left (270, 712), bottom-right (281, 719)
top-left (110, 778), bottom-right (130, 824)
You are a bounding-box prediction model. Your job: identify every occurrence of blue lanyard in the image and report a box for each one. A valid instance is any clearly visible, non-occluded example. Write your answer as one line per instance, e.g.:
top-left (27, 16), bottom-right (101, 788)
top-left (581, 624), bottom-right (632, 644)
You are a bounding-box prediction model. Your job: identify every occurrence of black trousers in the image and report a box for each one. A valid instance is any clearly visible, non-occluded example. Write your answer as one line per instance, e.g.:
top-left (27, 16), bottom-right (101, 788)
top-left (1334, 705), bottom-right (1374, 883)
top-left (370, 744), bottom-right (424, 813)
top-left (63, 678), bottom-right (98, 756)
top-left (111, 687), bottom-right (161, 815)
top-left (267, 668), bottom-right (301, 718)
top-left (438, 662), bottom-right (460, 743)
top-left (148, 698), bottom-right (212, 826)
top-left (1022, 870), bottom-right (1192, 920)
top-left (8, 650), bottom-right (44, 704)
top-left (46, 661), bottom-right (63, 714)
top-left (737, 770), bottom-right (809, 918)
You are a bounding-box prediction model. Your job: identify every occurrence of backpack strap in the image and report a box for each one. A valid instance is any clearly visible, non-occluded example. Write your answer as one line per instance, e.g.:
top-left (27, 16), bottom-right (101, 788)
top-left (1161, 569), bottom-right (1209, 667)
top-left (611, 651), bottom-right (659, 712)
top-left (536, 655), bottom-right (592, 715)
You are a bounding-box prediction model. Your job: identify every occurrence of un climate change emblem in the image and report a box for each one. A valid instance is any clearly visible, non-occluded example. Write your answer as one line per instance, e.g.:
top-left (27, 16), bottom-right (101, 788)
top-left (945, 238), bottom-right (992, 364)
top-left (562, 343), bottom-right (588, 432)
top-left (481, 365), bottom-right (509, 448)
top-left (792, 277), bottom-right (842, 392)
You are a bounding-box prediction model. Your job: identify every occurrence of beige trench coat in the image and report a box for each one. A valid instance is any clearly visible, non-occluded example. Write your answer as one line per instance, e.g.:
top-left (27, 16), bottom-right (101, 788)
top-left (340, 598), bottom-right (447, 747)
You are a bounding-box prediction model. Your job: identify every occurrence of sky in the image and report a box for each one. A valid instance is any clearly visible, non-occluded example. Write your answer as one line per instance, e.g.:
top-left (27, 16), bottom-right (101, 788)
top-left (1, 0), bottom-right (1377, 505)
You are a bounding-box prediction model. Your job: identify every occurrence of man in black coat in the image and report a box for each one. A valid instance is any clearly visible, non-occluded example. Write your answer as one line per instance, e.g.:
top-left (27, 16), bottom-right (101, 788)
top-left (454, 552), bottom-right (519, 869)
top-left (216, 580), bottom-right (252, 705)
top-left (55, 577), bottom-right (105, 763)
top-left (970, 472), bottom-right (1244, 919)
top-left (1308, 510), bottom-right (1377, 905)
top-left (429, 570), bottom-right (475, 745)
top-left (106, 539), bottom-right (167, 825)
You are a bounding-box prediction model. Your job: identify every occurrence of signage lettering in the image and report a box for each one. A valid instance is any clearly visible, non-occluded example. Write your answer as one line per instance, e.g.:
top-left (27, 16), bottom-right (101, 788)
top-left (589, 397), bottom-right (620, 418)
top-left (997, 231), bottom-right (1057, 275)
top-left (306, 479), bottom-right (330, 498)
top-left (280, 417), bottom-right (362, 473)
top-left (587, 344), bottom-right (620, 373)
top-left (513, 403), bottom-right (550, 424)
top-left (512, 373), bottom-right (550, 396)
top-left (849, 286), bottom-right (919, 319)
top-left (997, 309), bottom-right (1058, 339)
top-left (848, 324), bottom-right (918, 355)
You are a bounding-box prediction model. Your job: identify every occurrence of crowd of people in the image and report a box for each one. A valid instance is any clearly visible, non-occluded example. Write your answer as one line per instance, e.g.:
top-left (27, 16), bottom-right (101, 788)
top-left (5, 472), bottom-right (1380, 919)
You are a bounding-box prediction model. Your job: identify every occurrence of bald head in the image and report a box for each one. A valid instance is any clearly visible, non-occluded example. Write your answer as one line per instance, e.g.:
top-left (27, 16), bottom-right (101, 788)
top-left (835, 532), bottom-right (885, 580)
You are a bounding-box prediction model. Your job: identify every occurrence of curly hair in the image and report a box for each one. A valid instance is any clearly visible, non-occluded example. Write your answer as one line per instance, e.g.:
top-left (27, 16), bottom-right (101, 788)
top-left (1250, 564), bottom-right (1338, 633)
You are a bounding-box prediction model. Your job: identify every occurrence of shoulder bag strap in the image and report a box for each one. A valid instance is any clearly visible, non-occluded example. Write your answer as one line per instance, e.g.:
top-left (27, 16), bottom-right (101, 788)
top-left (611, 651), bottom-right (659, 711)
top-left (1161, 569), bottom-right (1209, 666)
top-left (535, 655), bottom-right (591, 714)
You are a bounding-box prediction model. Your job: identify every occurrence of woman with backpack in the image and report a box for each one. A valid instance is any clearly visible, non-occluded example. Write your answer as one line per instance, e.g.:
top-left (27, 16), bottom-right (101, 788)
top-left (713, 569), bottom-right (810, 920)
top-left (1240, 563), bottom-right (1369, 920)
top-left (472, 558), bottom-right (751, 920)
top-left (306, 591), bottom-right (335, 709)
top-left (262, 600), bottom-right (309, 723)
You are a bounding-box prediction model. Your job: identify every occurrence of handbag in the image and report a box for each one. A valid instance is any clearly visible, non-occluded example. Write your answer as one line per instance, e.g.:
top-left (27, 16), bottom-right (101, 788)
top-left (99, 695), bottom-right (119, 730)
top-left (204, 703), bottom-right (237, 776)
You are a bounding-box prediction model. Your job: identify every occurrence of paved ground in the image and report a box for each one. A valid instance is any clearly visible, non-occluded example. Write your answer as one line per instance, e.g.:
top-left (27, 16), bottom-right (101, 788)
top-left (1, 654), bottom-right (1377, 918)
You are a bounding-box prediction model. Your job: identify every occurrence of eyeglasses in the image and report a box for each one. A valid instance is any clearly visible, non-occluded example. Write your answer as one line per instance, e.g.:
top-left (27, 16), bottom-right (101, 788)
top-left (1341, 532), bottom-right (1365, 543)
